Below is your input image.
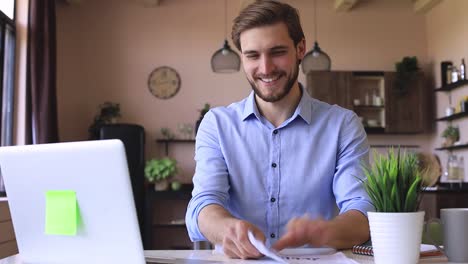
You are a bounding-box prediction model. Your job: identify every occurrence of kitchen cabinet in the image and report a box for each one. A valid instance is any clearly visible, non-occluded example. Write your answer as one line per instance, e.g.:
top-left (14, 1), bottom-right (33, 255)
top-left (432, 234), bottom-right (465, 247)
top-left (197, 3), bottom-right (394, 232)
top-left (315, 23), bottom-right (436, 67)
top-left (306, 71), bottom-right (352, 109)
top-left (306, 71), bottom-right (431, 134)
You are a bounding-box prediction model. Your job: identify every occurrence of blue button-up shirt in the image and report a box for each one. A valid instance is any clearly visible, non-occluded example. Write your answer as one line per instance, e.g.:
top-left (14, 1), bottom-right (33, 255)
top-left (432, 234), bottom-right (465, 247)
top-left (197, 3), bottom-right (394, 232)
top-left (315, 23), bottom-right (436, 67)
top-left (185, 87), bottom-right (374, 247)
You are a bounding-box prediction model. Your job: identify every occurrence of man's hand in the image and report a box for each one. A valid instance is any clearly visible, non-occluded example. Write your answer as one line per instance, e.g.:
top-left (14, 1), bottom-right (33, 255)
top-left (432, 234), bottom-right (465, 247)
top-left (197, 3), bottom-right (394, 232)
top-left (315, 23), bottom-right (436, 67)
top-left (272, 215), bottom-right (330, 252)
top-left (220, 219), bottom-right (265, 259)
top-left (198, 204), bottom-right (265, 259)
top-left (272, 210), bottom-right (370, 251)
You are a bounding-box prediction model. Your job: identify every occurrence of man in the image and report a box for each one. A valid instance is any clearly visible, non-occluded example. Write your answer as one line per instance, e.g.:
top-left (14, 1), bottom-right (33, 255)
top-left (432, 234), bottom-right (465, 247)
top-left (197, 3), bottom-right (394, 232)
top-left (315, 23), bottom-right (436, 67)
top-left (185, 0), bottom-right (373, 259)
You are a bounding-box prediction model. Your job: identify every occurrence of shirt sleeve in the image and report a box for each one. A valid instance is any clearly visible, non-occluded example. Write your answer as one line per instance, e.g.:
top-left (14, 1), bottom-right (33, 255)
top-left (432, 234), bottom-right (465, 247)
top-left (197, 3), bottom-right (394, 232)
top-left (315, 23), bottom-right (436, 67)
top-left (185, 110), bottom-right (230, 242)
top-left (333, 111), bottom-right (375, 217)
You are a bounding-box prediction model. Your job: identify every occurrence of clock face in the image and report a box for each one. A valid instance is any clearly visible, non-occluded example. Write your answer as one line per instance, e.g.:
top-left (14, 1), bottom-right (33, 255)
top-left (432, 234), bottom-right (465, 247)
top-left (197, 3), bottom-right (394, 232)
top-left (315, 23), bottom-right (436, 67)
top-left (148, 66), bottom-right (181, 99)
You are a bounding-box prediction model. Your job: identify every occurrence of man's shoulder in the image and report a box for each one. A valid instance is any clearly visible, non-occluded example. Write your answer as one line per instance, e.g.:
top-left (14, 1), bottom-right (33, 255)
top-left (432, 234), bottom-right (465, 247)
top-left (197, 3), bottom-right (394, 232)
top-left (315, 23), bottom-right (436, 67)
top-left (207, 97), bottom-right (248, 120)
top-left (310, 97), bottom-right (356, 119)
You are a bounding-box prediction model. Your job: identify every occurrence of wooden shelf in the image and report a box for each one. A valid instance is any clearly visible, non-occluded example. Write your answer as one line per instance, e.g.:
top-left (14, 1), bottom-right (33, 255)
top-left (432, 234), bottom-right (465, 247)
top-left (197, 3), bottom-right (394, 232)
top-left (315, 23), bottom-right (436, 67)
top-left (156, 139), bottom-right (195, 156)
top-left (354, 105), bottom-right (385, 110)
top-left (156, 139), bottom-right (195, 143)
top-left (364, 127), bottom-right (385, 134)
top-left (436, 111), bottom-right (468, 121)
top-left (435, 143), bottom-right (468, 151)
top-left (153, 224), bottom-right (186, 228)
top-left (434, 79), bottom-right (468, 92)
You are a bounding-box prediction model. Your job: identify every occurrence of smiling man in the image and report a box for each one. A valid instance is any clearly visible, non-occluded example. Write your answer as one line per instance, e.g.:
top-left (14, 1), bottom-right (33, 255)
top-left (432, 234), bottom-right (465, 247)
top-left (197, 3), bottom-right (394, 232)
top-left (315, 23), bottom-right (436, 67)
top-left (185, 0), bottom-right (373, 259)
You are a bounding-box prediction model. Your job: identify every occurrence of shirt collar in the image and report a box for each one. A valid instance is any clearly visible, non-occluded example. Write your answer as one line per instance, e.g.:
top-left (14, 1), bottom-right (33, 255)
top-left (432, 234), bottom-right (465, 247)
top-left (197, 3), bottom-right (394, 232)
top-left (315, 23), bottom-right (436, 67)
top-left (241, 83), bottom-right (314, 125)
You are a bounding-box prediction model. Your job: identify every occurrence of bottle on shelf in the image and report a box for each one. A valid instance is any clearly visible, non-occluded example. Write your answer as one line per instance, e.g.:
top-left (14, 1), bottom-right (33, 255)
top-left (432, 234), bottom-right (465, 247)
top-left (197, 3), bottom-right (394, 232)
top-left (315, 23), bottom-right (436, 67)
top-left (452, 66), bottom-right (459, 83)
top-left (459, 156), bottom-right (465, 182)
top-left (460, 58), bottom-right (466, 80)
top-left (446, 154), bottom-right (459, 182)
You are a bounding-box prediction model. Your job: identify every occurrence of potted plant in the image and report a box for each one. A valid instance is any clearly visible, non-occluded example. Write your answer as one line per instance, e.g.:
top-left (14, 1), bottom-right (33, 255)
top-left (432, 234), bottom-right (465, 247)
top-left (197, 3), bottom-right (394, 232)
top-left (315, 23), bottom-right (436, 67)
top-left (442, 125), bottom-right (460, 147)
top-left (88, 102), bottom-right (122, 139)
top-left (394, 56), bottom-right (420, 95)
top-left (144, 157), bottom-right (178, 191)
top-left (195, 103), bottom-right (210, 135)
top-left (360, 148), bottom-right (424, 264)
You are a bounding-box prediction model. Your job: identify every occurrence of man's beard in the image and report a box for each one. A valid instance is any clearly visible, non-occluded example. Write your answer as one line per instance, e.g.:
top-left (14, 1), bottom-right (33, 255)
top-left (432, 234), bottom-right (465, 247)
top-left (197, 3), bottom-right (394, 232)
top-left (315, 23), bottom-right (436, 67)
top-left (248, 61), bottom-right (300, 103)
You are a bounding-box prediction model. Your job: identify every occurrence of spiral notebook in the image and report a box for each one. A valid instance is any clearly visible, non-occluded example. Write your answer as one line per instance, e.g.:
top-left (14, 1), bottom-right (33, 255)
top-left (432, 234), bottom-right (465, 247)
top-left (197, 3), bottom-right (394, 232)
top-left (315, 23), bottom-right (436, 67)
top-left (352, 244), bottom-right (443, 257)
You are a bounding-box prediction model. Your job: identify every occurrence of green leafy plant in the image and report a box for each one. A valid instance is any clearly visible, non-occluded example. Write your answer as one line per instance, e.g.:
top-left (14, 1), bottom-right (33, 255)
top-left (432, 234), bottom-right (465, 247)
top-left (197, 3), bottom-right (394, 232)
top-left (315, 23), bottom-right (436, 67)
top-left (360, 148), bottom-right (423, 212)
top-left (144, 158), bottom-right (178, 183)
top-left (88, 101), bottom-right (121, 139)
top-left (198, 103), bottom-right (211, 120)
top-left (442, 125), bottom-right (460, 141)
top-left (394, 56), bottom-right (420, 95)
top-left (195, 103), bottom-right (211, 135)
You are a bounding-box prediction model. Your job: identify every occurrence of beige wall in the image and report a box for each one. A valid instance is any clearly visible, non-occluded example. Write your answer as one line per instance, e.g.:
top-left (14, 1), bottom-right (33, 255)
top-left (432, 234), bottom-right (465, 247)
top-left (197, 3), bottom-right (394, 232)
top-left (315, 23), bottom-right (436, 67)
top-left (56, 0), bottom-right (432, 182)
top-left (426, 0), bottom-right (468, 182)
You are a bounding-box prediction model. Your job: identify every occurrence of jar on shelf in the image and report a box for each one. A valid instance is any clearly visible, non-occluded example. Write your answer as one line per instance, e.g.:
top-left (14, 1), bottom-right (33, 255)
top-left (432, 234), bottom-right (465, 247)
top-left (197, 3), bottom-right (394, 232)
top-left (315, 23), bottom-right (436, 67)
top-left (452, 66), bottom-right (459, 83)
top-left (446, 65), bottom-right (453, 85)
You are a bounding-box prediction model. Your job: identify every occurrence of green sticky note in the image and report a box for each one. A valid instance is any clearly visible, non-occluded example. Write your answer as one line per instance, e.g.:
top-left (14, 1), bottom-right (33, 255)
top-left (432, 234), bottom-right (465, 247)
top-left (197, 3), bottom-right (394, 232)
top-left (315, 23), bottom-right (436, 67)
top-left (45, 190), bottom-right (79, 236)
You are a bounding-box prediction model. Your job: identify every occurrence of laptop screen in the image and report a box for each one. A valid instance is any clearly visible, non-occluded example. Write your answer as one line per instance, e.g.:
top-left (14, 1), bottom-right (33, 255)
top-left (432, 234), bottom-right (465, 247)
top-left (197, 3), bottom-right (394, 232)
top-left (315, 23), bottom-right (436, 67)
top-left (0, 140), bottom-right (146, 263)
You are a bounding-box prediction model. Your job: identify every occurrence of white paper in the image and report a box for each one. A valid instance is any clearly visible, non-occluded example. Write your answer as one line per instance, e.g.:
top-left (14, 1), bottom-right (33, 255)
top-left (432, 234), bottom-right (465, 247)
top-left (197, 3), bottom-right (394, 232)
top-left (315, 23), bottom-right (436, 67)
top-left (247, 231), bottom-right (358, 264)
top-left (247, 230), bottom-right (288, 263)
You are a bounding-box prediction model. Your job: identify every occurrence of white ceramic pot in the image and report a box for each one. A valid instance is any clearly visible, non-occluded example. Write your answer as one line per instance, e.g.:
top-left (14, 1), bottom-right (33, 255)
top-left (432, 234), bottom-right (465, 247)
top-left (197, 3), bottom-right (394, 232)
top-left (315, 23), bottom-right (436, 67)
top-left (368, 211), bottom-right (425, 264)
top-left (154, 179), bottom-right (169, 191)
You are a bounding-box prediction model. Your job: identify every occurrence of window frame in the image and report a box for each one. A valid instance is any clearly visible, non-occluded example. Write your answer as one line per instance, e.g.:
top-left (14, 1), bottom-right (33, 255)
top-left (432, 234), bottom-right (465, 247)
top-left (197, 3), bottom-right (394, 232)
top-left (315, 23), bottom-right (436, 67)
top-left (0, 1), bottom-right (16, 197)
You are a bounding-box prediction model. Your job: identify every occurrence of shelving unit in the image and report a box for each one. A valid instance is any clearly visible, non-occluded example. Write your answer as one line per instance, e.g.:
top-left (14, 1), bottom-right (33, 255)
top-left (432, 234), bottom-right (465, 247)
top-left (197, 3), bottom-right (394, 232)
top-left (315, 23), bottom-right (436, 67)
top-left (434, 79), bottom-right (468, 92)
top-left (434, 79), bottom-right (468, 151)
top-left (351, 72), bottom-right (386, 131)
top-left (435, 143), bottom-right (468, 151)
top-left (144, 185), bottom-right (193, 250)
top-left (156, 139), bottom-right (195, 156)
top-left (143, 139), bottom-right (197, 250)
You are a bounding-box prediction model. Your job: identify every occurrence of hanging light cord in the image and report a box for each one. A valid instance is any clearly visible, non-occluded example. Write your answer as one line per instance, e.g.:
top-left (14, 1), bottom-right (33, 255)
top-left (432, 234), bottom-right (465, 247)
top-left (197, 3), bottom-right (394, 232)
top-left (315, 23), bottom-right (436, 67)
top-left (314, 0), bottom-right (318, 42)
top-left (224, 0), bottom-right (227, 39)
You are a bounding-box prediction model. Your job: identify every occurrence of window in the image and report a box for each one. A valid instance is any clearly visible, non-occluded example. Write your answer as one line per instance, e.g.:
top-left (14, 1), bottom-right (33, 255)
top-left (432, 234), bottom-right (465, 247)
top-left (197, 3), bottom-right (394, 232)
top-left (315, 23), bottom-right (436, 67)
top-left (0, 0), bottom-right (15, 197)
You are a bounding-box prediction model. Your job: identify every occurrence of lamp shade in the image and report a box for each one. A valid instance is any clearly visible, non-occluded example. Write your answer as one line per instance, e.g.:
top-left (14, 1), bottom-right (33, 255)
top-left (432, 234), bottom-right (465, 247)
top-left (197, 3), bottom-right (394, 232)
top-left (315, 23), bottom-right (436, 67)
top-left (211, 40), bottom-right (241, 73)
top-left (301, 41), bottom-right (331, 74)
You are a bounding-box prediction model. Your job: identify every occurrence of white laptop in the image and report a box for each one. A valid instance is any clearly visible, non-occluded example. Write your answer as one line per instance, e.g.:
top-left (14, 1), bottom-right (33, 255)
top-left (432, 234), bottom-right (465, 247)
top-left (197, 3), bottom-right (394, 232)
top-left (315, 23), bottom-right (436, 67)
top-left (0, 140), bottom-right (146, 264)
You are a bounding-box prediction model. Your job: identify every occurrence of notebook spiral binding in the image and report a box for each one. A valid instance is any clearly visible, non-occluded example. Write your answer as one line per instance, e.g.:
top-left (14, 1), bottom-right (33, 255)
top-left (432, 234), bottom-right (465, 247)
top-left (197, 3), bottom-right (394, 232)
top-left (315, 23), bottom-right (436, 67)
top-left (352, 245), bottom-right (374, 256)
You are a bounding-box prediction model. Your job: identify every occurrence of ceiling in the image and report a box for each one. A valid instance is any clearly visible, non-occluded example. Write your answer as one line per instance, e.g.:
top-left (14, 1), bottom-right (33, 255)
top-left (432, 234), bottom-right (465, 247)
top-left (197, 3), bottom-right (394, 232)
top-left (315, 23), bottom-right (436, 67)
top-left (61, 0), bottom-right (443, 14)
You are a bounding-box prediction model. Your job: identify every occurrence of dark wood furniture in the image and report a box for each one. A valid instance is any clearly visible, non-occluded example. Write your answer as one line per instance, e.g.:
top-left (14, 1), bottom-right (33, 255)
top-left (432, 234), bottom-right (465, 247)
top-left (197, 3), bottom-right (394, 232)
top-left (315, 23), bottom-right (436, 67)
top-left (420, 188), bottom-right (468, 220)
top-left (144, 187), bottom-right (193, 250)
top-left (306, 71), bottom-right (431, 134)
top-left (0, 201), bottom-right (18, 258)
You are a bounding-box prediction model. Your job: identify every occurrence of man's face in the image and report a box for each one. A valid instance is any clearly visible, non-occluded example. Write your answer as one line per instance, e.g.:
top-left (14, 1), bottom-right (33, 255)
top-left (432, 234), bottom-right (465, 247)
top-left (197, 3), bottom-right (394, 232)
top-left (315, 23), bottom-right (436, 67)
top-left (239, 22), bottom-right (305, 103)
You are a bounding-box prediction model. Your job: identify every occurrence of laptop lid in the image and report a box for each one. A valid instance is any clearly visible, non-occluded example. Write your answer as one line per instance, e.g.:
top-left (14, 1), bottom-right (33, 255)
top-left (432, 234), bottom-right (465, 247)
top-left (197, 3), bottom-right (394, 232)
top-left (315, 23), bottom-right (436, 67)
top-left (0, 140), bottom-right (145, 264)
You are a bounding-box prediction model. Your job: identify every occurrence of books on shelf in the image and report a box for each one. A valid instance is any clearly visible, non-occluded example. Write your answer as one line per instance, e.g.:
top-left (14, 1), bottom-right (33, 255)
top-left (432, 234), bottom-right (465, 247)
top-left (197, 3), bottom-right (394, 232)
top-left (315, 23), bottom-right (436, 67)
top-left (352, 244), bottom-right (443, 257)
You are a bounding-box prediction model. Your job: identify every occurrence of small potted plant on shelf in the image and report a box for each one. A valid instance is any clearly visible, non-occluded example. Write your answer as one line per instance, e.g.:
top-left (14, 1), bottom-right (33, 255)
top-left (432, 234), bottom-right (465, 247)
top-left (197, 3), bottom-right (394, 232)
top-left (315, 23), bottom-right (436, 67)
top-left (195, 103), bottom-right (210, 135)
top-left (88, 101), bottom-right (122, 139)
top-left (359, 148), bottom-right (424, 264)
top-left (442, 125), bottom-right (460, 147)
top-left (144, 158), bottom-right (178, 191)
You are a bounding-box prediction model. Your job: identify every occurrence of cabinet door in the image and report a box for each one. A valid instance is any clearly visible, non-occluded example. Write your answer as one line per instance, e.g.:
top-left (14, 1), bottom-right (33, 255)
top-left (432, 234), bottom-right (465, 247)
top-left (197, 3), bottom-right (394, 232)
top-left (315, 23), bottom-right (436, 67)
top-left (385, 72), bottom-right (428, 133)
top-left (306, 71), bottom-right (352, 109)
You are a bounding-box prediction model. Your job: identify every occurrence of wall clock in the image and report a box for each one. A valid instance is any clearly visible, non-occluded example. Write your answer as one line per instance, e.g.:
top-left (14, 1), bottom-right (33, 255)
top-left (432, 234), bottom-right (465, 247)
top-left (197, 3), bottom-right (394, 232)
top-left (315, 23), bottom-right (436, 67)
top-left (148, 66), bottom-right (181, 99)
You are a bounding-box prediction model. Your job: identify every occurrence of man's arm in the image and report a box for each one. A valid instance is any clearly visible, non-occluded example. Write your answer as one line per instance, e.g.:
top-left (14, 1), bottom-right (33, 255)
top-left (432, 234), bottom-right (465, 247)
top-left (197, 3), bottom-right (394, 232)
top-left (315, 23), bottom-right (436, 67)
top-left (272, 210), bottom-right (369, 251)
top-left (198, 204), bottom-right (265, 259)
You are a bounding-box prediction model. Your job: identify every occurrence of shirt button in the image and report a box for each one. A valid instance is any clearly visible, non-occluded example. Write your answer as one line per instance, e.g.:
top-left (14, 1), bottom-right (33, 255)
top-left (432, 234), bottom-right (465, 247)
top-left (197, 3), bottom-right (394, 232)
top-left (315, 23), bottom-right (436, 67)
top-left (271, 163), bottom-right (277, 168)
top-left (270, 197), bottom-right (276, 202)
top-left (270, 233), bottom-right (276, 238)
top-left (273, 130), bottom-right (278, 134)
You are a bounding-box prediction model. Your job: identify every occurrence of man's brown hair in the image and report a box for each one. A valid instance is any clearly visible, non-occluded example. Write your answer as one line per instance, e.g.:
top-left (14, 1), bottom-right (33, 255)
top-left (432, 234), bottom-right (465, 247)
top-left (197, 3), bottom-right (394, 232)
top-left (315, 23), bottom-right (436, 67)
top-left (231, 0), bottom-right (305, 51)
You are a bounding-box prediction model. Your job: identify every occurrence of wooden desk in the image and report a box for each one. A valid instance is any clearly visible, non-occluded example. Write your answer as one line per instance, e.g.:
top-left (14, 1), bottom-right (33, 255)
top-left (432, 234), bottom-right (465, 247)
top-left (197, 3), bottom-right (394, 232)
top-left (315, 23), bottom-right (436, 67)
top-left (0, 249), bottom-right (448, 263)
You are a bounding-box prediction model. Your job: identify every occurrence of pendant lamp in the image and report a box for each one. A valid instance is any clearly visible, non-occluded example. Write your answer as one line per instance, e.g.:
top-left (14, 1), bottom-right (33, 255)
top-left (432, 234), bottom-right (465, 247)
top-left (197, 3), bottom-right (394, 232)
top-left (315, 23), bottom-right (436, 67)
top-left (302, 0), bottom-right (331, 74)
top-left (211, 0), bottom-right (240, 73)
